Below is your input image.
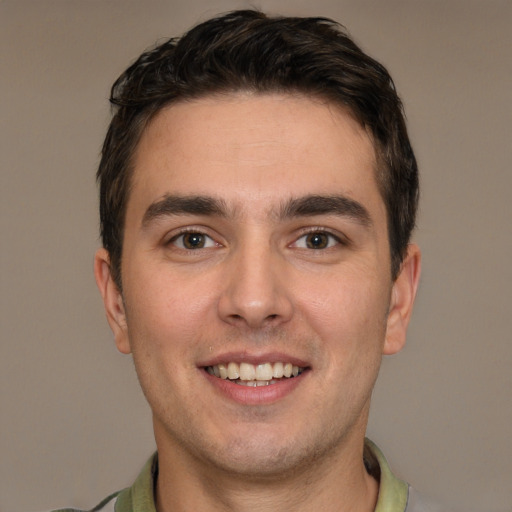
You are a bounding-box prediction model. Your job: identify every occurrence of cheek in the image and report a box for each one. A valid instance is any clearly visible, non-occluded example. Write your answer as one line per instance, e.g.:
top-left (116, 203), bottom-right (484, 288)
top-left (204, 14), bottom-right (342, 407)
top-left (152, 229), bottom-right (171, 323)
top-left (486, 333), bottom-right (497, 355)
top-left (122, 263), bottom-right (218, 357)
top-left (295, 267), bottom-right (390, 344)
top-left (293, 267), bottom-right (390, 402)
top-left (123, 291), bottom-right (197, 412)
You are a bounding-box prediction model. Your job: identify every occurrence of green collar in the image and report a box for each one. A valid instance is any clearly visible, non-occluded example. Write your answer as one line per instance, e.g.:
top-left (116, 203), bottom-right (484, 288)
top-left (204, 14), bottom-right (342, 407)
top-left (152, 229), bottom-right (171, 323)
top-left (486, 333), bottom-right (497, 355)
top-left (115, 454), bottom-right (157, 512)
top-left (366, 439), bottom-right (409, 512)
top-left (115, 439), bottom-right (408, 512)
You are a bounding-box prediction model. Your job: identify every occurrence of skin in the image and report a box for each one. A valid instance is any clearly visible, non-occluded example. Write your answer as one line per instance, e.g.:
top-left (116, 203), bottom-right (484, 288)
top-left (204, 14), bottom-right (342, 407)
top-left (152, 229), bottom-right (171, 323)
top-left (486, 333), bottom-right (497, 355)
top-left (95, 93), bottom-right (421, 512)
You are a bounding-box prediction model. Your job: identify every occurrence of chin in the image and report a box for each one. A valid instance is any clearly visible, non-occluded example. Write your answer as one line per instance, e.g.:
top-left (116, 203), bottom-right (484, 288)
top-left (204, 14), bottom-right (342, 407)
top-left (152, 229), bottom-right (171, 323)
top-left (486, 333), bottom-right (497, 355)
top-left (196, 427), bottom-right (343, 481)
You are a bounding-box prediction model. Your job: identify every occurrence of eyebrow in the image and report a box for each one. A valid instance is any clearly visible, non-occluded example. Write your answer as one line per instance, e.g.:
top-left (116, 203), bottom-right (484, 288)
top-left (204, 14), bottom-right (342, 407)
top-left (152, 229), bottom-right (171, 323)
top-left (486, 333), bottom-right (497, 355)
top-left (142, 195), bottom-right (228, 227)
top-left (141, 193), bottom-right (372, 227)
top-left (279, 195), bottom-right (372, 227)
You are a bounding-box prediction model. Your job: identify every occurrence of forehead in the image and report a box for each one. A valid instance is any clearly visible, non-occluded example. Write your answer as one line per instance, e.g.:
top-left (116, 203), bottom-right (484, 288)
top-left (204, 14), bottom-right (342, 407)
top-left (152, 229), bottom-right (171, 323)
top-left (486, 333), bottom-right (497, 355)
top-left (129, 93), bottom-right (383, 219)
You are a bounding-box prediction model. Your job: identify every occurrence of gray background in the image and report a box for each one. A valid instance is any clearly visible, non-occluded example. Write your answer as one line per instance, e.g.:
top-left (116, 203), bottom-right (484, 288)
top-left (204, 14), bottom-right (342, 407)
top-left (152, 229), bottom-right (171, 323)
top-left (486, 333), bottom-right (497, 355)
top-left (1, 1), bottom-right (511, 511)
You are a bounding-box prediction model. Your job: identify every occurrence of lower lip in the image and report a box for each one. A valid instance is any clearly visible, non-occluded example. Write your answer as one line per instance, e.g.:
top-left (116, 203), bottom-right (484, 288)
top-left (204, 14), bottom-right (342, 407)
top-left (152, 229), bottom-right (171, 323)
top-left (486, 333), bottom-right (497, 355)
top-left (202, 369), bottom-right (308, 405)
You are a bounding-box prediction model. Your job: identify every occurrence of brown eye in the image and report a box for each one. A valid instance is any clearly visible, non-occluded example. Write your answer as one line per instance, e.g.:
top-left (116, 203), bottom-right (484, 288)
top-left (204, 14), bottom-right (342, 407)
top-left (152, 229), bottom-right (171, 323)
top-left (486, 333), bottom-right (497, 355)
top-left (305, 232), bottom-right (329, 249)
top-left (292, 231), bottom-right (340, 250)
top-left (183, 233), bottom-right (205, 249)
top-left (171, 232), bottom-right (215, 250)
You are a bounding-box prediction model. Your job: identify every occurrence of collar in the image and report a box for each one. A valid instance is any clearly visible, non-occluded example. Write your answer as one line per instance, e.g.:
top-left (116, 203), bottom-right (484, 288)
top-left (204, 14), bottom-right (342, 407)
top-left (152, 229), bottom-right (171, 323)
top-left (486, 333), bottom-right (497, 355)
top-left (365, 439), bottom-right (409, 512)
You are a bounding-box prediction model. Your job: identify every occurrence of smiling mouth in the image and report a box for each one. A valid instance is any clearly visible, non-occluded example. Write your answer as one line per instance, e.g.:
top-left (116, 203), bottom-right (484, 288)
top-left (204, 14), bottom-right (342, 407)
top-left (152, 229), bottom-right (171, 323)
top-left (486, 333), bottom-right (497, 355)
top-left (205, 362), bottom-right (305, 387)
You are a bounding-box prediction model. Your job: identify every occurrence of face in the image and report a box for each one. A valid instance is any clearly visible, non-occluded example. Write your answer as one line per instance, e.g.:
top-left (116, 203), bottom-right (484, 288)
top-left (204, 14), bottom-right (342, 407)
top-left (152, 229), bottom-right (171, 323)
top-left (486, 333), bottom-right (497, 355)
top-left (95, 93), bottom-right (420, 479)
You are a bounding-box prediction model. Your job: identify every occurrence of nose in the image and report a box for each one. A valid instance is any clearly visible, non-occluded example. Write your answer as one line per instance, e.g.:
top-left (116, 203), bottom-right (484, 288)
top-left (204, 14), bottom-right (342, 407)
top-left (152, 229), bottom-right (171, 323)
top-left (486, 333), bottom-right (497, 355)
top-left (217, 241), bottom-right (293, 329)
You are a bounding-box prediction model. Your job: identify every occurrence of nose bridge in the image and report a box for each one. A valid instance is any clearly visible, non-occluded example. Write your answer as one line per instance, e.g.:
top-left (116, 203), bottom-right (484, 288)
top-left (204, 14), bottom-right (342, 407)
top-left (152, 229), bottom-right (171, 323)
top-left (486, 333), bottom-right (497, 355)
top-left (218, 231), bottom-right (292, 328)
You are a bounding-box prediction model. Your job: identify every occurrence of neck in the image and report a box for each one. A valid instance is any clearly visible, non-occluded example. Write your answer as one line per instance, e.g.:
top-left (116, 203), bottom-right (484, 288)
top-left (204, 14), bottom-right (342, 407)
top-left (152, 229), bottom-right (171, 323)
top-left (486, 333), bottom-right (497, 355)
top-left (154, 432), bottom-right (379, 512)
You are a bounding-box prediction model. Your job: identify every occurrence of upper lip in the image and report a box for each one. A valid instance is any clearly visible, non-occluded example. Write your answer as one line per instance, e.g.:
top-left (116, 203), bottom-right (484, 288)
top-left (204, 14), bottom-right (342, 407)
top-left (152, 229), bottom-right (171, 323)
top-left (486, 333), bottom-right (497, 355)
top-left (198, 351), bottom-right (311, 369)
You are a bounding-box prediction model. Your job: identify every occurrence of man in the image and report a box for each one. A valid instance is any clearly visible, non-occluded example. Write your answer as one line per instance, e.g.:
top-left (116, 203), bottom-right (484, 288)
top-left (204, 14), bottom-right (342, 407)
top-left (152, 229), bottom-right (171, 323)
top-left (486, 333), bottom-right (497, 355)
top-left (85, 9), bottom-right (425, 512)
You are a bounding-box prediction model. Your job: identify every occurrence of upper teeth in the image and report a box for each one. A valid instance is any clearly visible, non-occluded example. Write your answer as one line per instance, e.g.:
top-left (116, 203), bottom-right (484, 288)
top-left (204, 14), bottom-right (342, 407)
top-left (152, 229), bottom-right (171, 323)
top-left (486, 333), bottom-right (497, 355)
top-left (206, 362), bottom-right (302, 381)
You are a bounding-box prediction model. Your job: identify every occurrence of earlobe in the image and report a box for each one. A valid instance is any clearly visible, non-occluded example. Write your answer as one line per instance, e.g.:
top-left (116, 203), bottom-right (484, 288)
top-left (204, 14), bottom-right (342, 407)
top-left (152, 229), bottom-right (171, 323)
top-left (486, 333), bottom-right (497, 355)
top-left (93, 248), bottom-right (132, 354)
top-left (383, 244), bottom-right (421, 355)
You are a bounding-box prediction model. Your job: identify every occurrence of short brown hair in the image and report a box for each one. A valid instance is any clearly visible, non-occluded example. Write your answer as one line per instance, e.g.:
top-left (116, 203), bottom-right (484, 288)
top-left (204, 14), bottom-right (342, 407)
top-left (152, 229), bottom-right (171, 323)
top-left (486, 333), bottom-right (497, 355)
top-left (98, 9), bottom-right (419, 289)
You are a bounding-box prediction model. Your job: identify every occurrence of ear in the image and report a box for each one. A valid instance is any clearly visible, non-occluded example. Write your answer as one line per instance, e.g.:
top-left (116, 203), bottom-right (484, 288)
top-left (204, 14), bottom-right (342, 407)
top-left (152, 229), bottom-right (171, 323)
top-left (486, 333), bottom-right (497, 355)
top-left (383, 243), bottom-right (421, 355)
top-left (94, 248), bottom-right (131, 354)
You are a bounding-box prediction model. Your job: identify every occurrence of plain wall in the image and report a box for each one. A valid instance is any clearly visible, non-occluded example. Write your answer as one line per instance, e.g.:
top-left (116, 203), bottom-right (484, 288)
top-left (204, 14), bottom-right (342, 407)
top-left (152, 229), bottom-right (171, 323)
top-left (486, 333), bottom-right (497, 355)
top-left (1, 1), bottom-right (511, 511)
